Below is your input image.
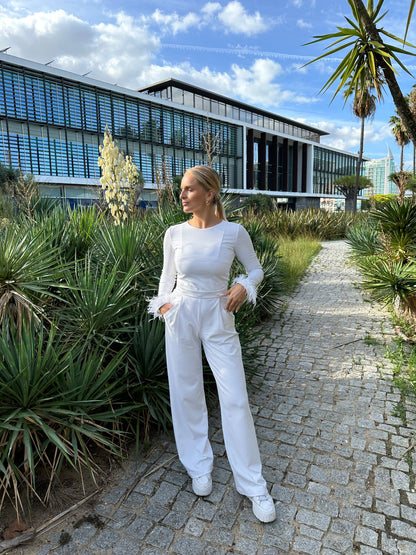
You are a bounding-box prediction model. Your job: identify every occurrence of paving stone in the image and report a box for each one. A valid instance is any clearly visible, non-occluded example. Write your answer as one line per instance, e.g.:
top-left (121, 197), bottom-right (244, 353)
top-left (293, 536), bottom-right (322, 555)
top-left (184, 516), bottom-right (206, 536)
top-left (296, 509), bottom-right (331, 531)
top-left (355, 525), bottom-right (379, 547)
top-left (391, 520), bottom-right (416, 541)
top-left (171, 536), bottom-right (207, 554)
top-left (146, 525), bottom-right (175, 550)
top-left (234, 536), bottom-right (259, 555)
top-left (89, 528), bottom-right (120, 551)
top-left (125, 518), bottom-right (153, 539)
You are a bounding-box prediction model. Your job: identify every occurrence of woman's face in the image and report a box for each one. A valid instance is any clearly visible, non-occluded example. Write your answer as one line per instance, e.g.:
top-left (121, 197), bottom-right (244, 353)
top-left (180, 173), bottom-right (211, 214)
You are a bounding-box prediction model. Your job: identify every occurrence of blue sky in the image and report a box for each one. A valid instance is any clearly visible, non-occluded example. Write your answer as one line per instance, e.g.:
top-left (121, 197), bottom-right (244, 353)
top-left (1, 0), bottom-right (415, 169)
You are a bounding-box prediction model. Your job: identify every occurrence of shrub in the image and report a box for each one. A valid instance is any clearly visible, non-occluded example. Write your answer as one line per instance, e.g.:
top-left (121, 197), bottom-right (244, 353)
top-left (0, 318), bottom-right (130, 515)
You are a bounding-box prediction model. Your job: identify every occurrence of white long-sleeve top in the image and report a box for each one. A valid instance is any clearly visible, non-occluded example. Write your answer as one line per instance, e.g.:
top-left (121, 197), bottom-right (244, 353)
top-left (148, 220), bottom-right (263, 318)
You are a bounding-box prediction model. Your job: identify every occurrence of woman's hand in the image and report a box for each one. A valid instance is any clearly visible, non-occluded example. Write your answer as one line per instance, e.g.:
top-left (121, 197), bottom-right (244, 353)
top-left (222, 283), bottom-right (247, 313)
top-left (159, 303), bottom-right (173, 316)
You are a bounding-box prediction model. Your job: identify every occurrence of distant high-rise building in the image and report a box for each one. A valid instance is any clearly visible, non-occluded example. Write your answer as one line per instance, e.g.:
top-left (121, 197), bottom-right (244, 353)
top-left (363, 147), bottom-right (396, 195)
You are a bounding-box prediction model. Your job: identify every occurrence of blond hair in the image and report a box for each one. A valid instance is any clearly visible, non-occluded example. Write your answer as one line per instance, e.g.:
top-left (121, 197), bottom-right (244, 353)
top-left (184, 165), bottom-right (226, 220)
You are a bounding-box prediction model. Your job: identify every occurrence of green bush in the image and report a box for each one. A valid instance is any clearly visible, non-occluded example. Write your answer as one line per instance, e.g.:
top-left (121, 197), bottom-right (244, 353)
top-left (0, 318), bottom-right (130, 511)
top-left (241, 193), bottom-right (274, 213)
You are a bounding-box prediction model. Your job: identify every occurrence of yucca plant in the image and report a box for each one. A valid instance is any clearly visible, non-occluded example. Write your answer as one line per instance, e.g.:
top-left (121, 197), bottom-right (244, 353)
top-left (370, 198), bottom-right (416, 261)
top-left (356, 256), bottom-right (416, 308)
top-left (0, 223), bottom-right (67, 328)
top-left (127, 315), bottom-right (171, 443)
top-left (346, 222), bottom-right (383, 258)
top-left (62, 205), bottom-right (104, 261)
top-left (0, 318), bottom-right (130, 517)
top-left (92, 217), bottom-right (163, 306)
top-left (236, 217), bottom-right (284, 320)
top-left (56, 255), bottom-right (138, 349)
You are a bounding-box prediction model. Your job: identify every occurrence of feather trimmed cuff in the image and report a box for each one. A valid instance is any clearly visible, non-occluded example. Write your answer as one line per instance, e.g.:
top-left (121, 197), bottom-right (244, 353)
top-left (232, 275), bottom-right (258, 305)
top-left (147, 294), bottom-right (173, 319)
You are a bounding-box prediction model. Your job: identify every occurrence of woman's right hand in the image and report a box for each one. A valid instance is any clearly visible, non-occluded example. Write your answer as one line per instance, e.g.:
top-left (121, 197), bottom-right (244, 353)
top-left (159, 303), bottom-right (173, 316)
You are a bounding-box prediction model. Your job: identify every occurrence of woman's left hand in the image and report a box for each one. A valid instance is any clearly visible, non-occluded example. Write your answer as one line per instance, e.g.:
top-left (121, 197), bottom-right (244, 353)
top-left (222, 283), bottom-right (247, 313)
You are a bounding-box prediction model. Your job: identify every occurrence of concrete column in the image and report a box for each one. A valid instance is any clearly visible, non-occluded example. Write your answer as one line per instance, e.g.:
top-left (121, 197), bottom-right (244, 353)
top-left (246, 129), bottom-right (254, 190)
top-left (302, 144), bottom-right (308, 193)
top-left (259, 132), bottom-right (266, 190)
top-left (292, 141), bottom-right (298, 192)
top-left (282, 138), bottom-right (288, 192)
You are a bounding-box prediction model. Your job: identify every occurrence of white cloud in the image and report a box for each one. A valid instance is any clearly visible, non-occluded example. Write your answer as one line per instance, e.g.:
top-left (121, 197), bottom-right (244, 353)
top-left (150, 9), bottom-right (200, 35)
top-left (147, 1), bottom-right (272, 37)
top-left (0, 9), bottom-right (94, 58)
top-left (297, 19), bottom-right (312, 29)
top-left (217, 1), bottom-right (270, 35)
top-left (292, 0), bottom-right (316, 7)
top-left (0, 7), bottom-right (312, 107)
top-left (0, 10), bottom-right (160, 88)
top-left (201, 2), bottom-right (222, 17)
top-left (307, 119), bottom-right (392, 153)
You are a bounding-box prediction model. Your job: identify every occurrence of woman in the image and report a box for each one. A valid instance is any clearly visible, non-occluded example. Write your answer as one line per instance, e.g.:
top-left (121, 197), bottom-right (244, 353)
top-left (148, 165), bottom-right (276, 523)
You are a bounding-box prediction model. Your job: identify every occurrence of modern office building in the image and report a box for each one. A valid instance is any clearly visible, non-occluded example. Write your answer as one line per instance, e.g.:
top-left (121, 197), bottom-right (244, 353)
top-left (363, 147), bottom-right (397, 196)
top-left (0, 53), bottom-right (361, 209)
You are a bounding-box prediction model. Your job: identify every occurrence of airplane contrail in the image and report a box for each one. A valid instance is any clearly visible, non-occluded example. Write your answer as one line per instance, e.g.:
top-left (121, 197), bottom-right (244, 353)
top-left (161, 43), bottom-right (342, 63)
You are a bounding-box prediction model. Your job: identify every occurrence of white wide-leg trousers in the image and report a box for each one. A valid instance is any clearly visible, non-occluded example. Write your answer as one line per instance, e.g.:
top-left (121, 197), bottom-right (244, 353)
top-left (164, 293), bottom-right (267, 497)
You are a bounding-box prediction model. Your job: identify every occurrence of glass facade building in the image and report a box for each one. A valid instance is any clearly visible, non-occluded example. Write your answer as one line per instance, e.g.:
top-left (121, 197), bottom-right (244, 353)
top-left (0, 54), bottom-right (360, 208)
top-left (363, 148), bottom-right (396, 196)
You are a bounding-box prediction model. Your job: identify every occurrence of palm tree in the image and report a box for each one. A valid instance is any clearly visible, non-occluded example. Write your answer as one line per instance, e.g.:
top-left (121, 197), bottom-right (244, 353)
top-left (350, 82), bottom-right (377, 213)
top-left (409, 85), bottom-right (416, 174)
top-left (389, 113), bottom-right (410, 173)
top-left (305, 0), bottom-right (416, 144)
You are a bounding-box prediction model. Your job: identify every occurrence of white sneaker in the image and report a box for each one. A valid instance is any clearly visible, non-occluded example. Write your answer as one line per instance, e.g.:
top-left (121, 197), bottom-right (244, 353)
top-left (249, 494), bottom-right (276, 523)
top-left (192, 473), bottom-right (212, 496)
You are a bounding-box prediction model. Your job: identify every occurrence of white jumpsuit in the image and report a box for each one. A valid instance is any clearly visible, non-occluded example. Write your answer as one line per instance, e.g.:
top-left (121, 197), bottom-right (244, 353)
top-left (148, 219), bottom-right (268, 497)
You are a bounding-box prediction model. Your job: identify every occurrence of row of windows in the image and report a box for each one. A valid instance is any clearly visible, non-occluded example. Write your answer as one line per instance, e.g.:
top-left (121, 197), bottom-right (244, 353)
top-left (0, 129), bottom-right (241, 187)
top-left (0, 65), bottom-right (240, 156)
top-left (313, 146), bottom-right (358, 195)
top-left (151, 85), bottom-right (321, 142)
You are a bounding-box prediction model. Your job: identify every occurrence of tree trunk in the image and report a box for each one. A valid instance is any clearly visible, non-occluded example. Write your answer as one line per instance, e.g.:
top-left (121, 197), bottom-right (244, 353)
top-left (352, 0), bottom-right (416, 146)
top-left (353, 115), bottom-right (365, 214)
top-left (401, 145), bottom-right (404, 172)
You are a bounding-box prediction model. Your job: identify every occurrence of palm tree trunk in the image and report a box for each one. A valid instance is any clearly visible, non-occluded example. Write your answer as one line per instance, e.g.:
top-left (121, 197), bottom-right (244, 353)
top-left (353, 115), bottom-right (365, 214)
top-left (352, 0), bottom-right (416, 145)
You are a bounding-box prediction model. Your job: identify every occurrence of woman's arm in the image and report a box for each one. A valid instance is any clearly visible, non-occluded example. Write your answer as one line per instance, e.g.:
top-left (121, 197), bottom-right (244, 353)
top-left (231, 224), bottom-right (264, 305)
top-left (147, 227), bottom-right (177, 318)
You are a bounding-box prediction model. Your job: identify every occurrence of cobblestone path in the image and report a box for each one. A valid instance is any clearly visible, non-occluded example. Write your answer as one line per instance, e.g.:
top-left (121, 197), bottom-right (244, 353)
top-left (19, 241), bottom-right (416, 554)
